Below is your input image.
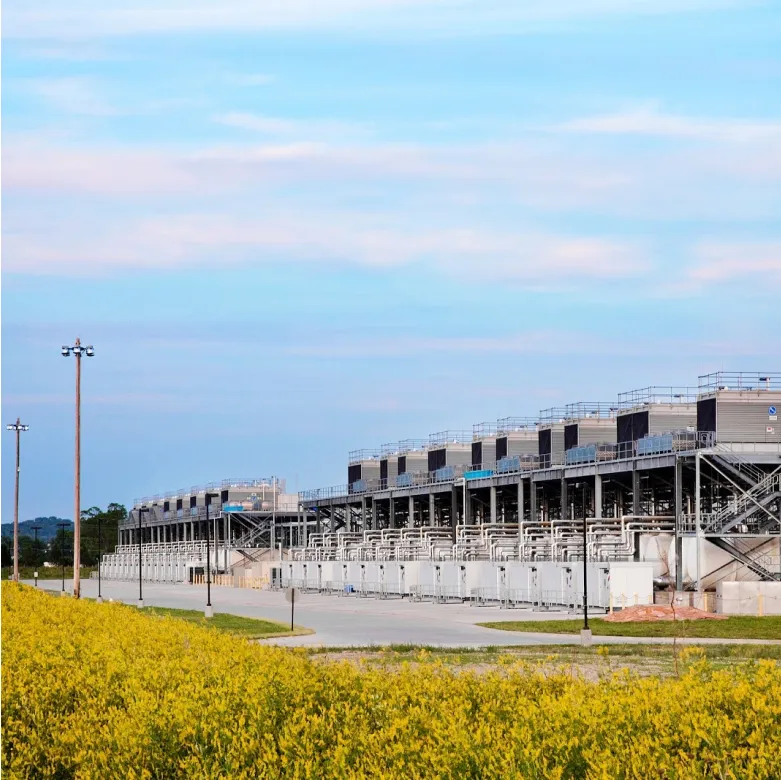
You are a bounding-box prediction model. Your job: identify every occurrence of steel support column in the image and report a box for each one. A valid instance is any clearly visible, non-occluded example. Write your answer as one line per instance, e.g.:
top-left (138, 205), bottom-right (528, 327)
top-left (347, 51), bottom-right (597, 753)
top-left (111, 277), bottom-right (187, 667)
top-left (594, 474), bottom-right (603, 520)
top-left (517, 479), bottom-right (525, 522)
top-left (675, 457), bottom-right (683, 591)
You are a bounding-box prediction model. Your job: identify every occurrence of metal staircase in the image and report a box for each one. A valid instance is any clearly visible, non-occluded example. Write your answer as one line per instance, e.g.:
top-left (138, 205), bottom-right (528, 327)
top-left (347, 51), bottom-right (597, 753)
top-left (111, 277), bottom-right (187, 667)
top-left (703, 468), bottom-right (781, 534)
top-left (711, 444), bottom-right (766, 488)
top-left (708, 537), bottom-right (781, 582)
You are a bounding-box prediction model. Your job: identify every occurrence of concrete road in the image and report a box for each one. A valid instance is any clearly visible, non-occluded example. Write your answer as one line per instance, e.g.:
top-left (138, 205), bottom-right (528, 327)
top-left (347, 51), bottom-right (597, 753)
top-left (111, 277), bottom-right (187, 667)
top-left (26, 579), bottom-right (781, 648)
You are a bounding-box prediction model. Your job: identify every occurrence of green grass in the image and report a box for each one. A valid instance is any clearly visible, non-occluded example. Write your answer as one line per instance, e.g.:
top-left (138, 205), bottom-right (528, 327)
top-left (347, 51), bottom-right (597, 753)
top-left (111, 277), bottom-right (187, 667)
top-left (2, 566), bottom-right (97, 581)
top-left (142, 606), bottom-right (311, 639)
top-left (476, 616), bottom-right (781, 640)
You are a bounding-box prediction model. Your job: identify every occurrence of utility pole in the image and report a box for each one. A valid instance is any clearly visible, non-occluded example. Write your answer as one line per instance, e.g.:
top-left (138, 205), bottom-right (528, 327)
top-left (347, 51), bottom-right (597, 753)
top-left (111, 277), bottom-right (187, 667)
top-left (6, 419), bottom-right (30, 583)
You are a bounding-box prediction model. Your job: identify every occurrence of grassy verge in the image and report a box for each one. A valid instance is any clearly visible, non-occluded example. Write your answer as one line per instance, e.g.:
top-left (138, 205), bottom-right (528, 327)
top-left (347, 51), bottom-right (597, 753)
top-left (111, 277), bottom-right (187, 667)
top-left (477, 616), bottom-right (781, 640)
top-left (306, 642), bottom-right (781, 679)
top-left (2, 566), bottom-right (98, 581)
top-left (305, 642), bottom-right (781, 660)
top-left (142, 606), bottom-right (312, 639)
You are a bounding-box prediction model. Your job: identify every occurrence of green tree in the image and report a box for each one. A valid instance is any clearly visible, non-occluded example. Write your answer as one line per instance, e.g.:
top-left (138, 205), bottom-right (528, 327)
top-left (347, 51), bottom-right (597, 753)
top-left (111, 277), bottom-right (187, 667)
top-left (18, 535), bottom-right (42, 568)
top-left (80, 503), bottom-right (127, 565)
top-left (48, 528), bottom-right (73, 566)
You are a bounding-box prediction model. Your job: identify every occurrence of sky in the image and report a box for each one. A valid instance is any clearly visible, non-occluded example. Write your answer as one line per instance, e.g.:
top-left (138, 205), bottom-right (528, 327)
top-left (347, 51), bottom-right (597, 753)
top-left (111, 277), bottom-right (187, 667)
top-left (2, 0), bottom-right (780, 521)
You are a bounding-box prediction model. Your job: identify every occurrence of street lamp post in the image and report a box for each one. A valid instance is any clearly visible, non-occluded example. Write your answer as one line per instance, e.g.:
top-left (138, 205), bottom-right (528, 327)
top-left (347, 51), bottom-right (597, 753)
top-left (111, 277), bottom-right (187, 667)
top-left (205, 492), bottom-right (219, 618)
top-left (57, 521), bottom-right (69, 595)
top-left (6, 419), bottom-right (30, 583)
top-left (138, 506), bottom-right (149, 608)
top-left (62, 340), bottom-right (94, 599)
top-left (31, 524), bottom-right (42, 587)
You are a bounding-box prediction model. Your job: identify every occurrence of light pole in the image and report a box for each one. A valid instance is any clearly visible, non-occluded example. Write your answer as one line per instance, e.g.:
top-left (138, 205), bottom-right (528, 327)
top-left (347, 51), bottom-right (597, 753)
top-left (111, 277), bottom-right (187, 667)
top-left (6, 418), bottom-right (30, 583)
top-left (138, 505), bottom-right (149, 608)
top-left (31, 524), bottom-right (42, 587)
top-left (62, 340), bottom-right (94, 599)
top-left (57, 521), bottom-right (69, 595)
top-left (205, 492), bottom-right (219, 618)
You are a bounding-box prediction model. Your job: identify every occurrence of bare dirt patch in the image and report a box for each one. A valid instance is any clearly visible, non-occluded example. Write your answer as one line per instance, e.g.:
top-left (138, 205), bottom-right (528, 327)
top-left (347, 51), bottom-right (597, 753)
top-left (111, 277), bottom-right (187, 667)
top-left (603, 605), bottom-right (728, 623)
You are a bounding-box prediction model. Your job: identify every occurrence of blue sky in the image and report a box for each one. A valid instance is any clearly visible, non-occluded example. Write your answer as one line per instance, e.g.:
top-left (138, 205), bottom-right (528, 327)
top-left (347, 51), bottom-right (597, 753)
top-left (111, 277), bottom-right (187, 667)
top-left (2, 0), bottom-right (780, 520)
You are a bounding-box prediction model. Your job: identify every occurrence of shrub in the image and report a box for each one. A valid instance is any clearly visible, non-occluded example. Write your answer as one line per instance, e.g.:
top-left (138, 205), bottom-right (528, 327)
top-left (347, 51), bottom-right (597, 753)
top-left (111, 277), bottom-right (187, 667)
top-left (3, 583), bottom-right (781, 779)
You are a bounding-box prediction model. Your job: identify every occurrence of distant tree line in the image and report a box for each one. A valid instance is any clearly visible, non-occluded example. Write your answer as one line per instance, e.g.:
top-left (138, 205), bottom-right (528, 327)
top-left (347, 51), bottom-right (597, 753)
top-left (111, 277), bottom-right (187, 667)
top-left (0, 504), bottom-right (126, 569)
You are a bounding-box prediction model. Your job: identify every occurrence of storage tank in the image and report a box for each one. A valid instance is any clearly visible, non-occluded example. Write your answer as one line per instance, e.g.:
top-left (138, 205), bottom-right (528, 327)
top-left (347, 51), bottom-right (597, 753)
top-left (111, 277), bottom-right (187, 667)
top-left (616, 387), bottom-right (697, 458)
top-left (697, 372), bottom-right (781, 448)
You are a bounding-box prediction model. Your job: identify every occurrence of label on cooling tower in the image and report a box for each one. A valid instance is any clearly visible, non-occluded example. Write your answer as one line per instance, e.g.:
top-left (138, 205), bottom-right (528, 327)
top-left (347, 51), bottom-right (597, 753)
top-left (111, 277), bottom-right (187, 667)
top-left (768, 427), bottom-right (776, 434)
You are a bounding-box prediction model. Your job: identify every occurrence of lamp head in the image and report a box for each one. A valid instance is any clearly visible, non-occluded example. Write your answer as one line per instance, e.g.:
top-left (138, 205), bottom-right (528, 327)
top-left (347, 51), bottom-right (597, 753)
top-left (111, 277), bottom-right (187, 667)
top-left (61, 346), bottom-right (70, 357)
top-left (85, 346), bottom-right (95, 357)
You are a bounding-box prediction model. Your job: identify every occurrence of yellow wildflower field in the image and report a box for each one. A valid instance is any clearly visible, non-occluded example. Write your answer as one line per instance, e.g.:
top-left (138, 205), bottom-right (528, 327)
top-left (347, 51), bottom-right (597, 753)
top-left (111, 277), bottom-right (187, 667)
top-left (3, 583), bottom-right (781, 779)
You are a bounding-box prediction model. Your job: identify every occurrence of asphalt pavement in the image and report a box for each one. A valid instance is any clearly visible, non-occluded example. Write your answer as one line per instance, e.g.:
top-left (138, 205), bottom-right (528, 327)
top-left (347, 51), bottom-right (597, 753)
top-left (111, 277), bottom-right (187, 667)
top-left (25, 579), bottom-right (781, 648)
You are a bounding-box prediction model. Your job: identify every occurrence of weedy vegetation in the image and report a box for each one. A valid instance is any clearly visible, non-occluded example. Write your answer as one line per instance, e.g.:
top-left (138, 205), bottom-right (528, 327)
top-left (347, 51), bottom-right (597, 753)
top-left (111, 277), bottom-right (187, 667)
top-left (3, 583), bottom-right (781, 779)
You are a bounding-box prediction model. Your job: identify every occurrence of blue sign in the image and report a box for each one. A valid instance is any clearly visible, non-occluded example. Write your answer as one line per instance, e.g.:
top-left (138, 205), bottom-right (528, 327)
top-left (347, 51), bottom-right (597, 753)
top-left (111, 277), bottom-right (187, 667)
top-left (770, 406), bottom-right (778, 416)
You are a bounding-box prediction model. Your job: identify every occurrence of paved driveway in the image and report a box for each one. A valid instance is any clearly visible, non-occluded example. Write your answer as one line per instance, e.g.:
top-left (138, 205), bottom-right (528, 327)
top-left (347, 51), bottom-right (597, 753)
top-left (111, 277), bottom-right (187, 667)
top-left (27, 579), bottom-right (779, 648)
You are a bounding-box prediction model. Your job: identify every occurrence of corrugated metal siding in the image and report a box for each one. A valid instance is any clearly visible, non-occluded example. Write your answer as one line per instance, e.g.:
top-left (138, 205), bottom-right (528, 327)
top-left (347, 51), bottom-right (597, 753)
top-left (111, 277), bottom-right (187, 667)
top-left (445, 446), bottom-right (472, 467)
top-left (716, 396), bottom-right (781, 443)
top-left (405, 453), bottom-right (428, 473)
top-left (577, 419), bottom-right (617, 446)
top-left (482, 440), bottom-right (497, 468)
top-left (550, 426), bottom-right (566, 455)
top-left (387, 456), bottom-right (399, 480)
top-left (648, 405), bottom-right (696, 435)
top-left (359, 461), bottom-right (381, 482)
top-left (506, 432), bottom-right (539, 456)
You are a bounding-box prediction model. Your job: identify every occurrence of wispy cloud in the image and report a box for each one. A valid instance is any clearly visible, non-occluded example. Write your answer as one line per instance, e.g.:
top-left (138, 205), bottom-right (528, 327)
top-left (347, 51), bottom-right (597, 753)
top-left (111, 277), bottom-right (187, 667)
top-left (3, 209), bottom-right (648, 284)
top-left (689, 241), bottom-right (781, 283)
top-left (24, 76), bottom-right (116, 116)
top-left (213, 112), bottom-right (366, 140)
top-left (3, 0), bottom-right (752, 38)
top-left (559, 105), bottom-right (781, 143)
